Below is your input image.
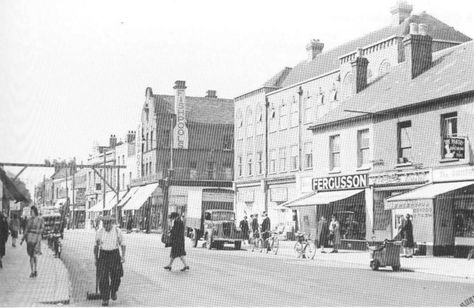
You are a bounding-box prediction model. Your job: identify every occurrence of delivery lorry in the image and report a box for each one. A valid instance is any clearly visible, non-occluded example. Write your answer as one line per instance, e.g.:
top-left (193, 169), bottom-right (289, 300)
top-left (186, 188), bottom-right (243, 250)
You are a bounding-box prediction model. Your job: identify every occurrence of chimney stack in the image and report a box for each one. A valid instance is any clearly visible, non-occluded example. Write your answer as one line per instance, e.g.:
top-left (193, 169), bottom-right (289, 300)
top-left (403, 23), bottom-right (432, 79)
top-left (390, 1), bottom-right (413, 26)
top-left (126, 130), bottom-right (136, 143)
top-left (350, 48), bottom-right (369, 94)
top-left (109, 134), bottom-right (117, 148)
top-left (206, 90), bottom-right (217, 98)
top-left (306, 39), bottom-right (324, 61)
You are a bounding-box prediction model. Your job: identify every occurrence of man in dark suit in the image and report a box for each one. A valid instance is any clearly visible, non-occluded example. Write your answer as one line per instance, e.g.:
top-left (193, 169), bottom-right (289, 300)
top-left (261, 212), bottom-right (271, 252)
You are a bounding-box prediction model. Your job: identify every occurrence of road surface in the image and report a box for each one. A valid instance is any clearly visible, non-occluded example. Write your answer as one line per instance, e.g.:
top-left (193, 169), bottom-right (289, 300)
top-left (61, 230), bottom-right (473, 307)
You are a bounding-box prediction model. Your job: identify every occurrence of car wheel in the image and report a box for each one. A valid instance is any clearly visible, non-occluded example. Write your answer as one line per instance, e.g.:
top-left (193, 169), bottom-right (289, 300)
top-left (392, 265), bottom-right (400, 272)
top-left (235, 241), bottom-right (242, 250)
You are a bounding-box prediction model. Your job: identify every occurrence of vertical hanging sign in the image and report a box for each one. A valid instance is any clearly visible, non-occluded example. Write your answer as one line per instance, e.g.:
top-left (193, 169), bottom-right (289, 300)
top-left (173, 90), bottom-right (189, 149)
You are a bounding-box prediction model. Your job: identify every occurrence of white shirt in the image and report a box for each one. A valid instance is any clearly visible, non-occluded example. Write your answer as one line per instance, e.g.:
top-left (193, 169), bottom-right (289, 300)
top-left (95, 226), bottom-right (125, 251)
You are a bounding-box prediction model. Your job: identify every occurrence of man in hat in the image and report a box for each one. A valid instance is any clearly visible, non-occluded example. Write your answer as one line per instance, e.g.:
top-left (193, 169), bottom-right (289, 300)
top-left (239, 215), bottom-right (249, 246)
top-left (261, 211), bottom-right (271, 252)
top-left (94, 216), bottom-right (126, 306)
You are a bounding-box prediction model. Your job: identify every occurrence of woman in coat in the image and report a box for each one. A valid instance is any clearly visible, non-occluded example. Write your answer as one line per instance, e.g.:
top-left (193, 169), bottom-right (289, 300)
top-left (164, 212), bottom-right (189, 271)
top-left (329, 214), bottom-right (341, 253)
top-left (400, 213), bottom-right (414, 258)
top-left (317, 216), bottom-right (329, 253)
top-left (0, 212), bottom-right (9, 268)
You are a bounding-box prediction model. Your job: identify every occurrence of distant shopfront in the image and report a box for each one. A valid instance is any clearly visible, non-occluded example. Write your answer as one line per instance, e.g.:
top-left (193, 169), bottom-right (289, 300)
top-left (383, 166), bottom-right (474, 257)
top-left (283, 173), bottom-right (368, 243)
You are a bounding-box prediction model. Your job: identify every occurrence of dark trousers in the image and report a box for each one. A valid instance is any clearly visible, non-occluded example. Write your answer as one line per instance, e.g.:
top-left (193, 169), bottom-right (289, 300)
top-left (98, 249), bottom-right (122, 301)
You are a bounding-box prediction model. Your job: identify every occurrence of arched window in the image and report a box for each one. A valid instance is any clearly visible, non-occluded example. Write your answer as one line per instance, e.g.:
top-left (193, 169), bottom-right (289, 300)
top-left (246, 106), bottom-right (253, 136)
top-left (341, 72), bottom-right (353, 100)
top-left (378, 60), bottom-right (391, 76)
top-left (236, 109), bottom-right (243, 139)
top-left (279, 100), bottom-right (288, 129)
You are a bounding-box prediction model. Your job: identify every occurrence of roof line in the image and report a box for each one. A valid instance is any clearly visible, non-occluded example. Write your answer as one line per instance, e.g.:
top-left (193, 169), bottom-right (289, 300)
top-left (267, 69), bottom-right (340, 96)
top-left (308, 90), bottom-right (474, 131)
top-left (234, 87), bottom-right (278, 101)
top-left (338, 35), bottom-right (398, 60)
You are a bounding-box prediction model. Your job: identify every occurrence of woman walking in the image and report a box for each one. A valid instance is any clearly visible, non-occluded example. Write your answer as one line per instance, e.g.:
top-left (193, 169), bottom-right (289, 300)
top-left (164, 212), bottom-right (189, 271)
top-left (329, 214), bottom-right (341, 253)
top-left (21, 206), bottom-right (44, 278)
top-left (0, 213), bottom-right (9, 268)
top-left (400, 213), bottom-right (414, 258)
top-left (10, 214), bottom-right (20, 247)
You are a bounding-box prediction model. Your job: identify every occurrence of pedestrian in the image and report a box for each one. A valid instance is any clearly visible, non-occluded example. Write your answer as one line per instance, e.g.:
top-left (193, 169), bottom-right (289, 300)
top-left (20, 206), bottom-right (44, 277)
top-left (20, 216), bottom-right (27, 235)
top-left (317, 216), bottom-right (329, 253)
top-left (163, 212), bottom-right (189, 272)
top-left (126, 214), bottom-right (133, 233)
top-left (328, 214), bottom-right (341, 253)
top-left (0, 212), bottom-right (9, 268)
top-left (400, 213), bottom-right (414, 258)
top-left (94, 215), bottom-right (126, 307)
top-left (239, 216), bottom-right (249, 245)
top-left (10, 214), bottom-right (20, 247)
top-left (261, 211), bottom-right (271, 252)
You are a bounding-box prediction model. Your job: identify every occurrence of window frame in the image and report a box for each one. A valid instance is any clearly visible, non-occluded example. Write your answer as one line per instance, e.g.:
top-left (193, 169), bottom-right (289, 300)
top-left (397, 121), bottom-right (412, 164)
top-left (357, 129), bottom-right (370, 168)
top-left (279, 147), bottom-right (287, 172)
top-left (329, 134), bottom-right (341, 171)
top-left (303, 142), bottom-right (313, 169)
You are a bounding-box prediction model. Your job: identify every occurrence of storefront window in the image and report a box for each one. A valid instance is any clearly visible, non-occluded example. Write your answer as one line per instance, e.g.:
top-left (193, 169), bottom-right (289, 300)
top-left (455, 210), bottom-right (474, 237)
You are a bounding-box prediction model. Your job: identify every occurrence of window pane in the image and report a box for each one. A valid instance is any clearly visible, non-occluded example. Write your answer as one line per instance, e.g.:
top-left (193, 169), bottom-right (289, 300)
top-left (333, 153), bottom-right (340, 169)
top-left (400, 127), bottom-right (411, 148)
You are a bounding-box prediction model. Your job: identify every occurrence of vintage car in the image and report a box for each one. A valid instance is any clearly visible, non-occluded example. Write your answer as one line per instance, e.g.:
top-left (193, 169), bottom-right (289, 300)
top-left (202, 209), bottom-right (243, 250)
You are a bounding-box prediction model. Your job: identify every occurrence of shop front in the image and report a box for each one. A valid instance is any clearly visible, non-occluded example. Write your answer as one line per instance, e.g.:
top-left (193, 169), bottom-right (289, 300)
top-left (283, 173), bottom-right (368, 249)
top-left (385, 177), bottom-right (474, 257)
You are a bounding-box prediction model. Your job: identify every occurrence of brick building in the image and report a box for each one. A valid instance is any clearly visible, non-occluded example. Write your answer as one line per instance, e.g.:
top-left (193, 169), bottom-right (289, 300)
top-left (234, 1), bottom-right (471, 241)
top-left (122, 81), bottom-right (234, 231)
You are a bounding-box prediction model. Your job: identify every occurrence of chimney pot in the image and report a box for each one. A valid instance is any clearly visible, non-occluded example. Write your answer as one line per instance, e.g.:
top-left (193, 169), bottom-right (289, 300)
top-left (173, 80), bottom-right (186, 89)
top-left (418, 23), bottom-right (428, 36)
top-left (403, 28), bottom-right (433, 79)
top-left (206, 90), bottom-right (217, 98)
top-left (409, 23), bottom-right (418, 35)
top-left (391, 1), bottom-right (413, 25)
top-left (306, 39), bottom-right (324, 61)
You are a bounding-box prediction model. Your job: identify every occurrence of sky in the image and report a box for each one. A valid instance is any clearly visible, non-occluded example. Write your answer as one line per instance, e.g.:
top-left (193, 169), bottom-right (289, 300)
top-left (0, 0), bottom-right (473, 195)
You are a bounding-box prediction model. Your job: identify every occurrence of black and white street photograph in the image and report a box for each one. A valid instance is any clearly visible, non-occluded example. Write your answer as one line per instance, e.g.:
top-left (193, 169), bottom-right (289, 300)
top-left (1, 0), bottom-right (474, 306)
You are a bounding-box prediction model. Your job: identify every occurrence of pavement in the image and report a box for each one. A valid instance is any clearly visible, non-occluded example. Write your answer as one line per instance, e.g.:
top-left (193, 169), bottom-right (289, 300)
top-left (0, 236), bottom-right (71, 307)
top-left (261, 240), bottom-right (474, 281)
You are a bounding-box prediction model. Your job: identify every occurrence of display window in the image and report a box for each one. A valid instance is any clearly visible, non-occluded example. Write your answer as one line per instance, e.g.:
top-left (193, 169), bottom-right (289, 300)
top-left (455, 210), bottom-right (474, 237)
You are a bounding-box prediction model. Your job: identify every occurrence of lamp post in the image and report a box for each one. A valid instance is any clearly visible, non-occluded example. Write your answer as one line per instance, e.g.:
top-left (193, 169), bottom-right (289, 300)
top-left (161, 113), bottom-right (176, 234)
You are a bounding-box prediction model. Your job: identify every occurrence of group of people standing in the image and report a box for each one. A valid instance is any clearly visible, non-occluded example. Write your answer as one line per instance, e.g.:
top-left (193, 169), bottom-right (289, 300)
top-left (0, 212), bottom-right (28, 268)
top-left (238, 211), bottom-right (271, 250)
top-left (317, 215), bottom-right (341, 253)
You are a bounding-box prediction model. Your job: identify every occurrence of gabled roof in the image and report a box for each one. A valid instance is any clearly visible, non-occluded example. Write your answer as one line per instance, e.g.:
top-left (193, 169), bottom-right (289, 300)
top-left (309, 40), bottom-right (474, 129)
top-left (153, 95), bottom-right (234, 125)
top-left (262, 67), bottom-right (293, 88)
top-left (281, 12), bottom-right (471, 87)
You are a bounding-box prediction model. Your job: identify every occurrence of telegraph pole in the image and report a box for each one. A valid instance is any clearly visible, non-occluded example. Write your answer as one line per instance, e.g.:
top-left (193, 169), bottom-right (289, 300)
top-left (103, 153), bottom-right (106, 216)
top-left (72, 159), bottom-right (76, 229)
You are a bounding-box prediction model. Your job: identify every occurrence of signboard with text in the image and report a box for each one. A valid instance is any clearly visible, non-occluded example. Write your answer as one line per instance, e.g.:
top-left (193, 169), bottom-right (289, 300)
top-left (442, 137), bottom-right (465, 159)
top-left (312, 174), bottom-right (368, 192)
top-left (173, 90), bottom-right (189, 149)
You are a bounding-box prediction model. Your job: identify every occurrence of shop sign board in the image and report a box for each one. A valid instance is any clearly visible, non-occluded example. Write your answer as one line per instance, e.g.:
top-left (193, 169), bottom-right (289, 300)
top-left (312, 174), bottom-right (367, 192)
top-left (432, 166), bottom-right (474, 182)
top-left (442, 137), bottom-right (465, 159)
top-left (385, 198), bottom-right (433, 218)
top-left (75, 188), bottom-right (86, 204)
top-left (270, 187), bottom-right (288, 202)
top-left (369, 169), bottom-right (431, 186)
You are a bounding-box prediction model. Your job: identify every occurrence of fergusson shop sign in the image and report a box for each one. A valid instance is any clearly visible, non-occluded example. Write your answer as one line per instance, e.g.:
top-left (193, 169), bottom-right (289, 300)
top-left (312, 174), bottom-right (368, 192)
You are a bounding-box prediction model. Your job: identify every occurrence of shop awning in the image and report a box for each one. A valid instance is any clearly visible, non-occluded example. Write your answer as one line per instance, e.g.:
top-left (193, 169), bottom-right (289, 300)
top-left (122, 183), bottom-right (159, 211)
top-left (282, 189), bottom-right (364, 208)
top-left (116, 187), bottom-right (140, 209)
top-left (385, 181), bottom-right (474, 203)
top-left (103, 191), bottom-right (127, 211)
top-left (87, 192), bottom-right (116, 212)
top-left (0, 168), bottom-right (28, 202)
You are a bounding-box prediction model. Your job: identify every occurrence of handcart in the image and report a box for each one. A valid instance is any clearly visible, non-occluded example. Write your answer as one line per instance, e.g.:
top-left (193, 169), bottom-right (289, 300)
top-left (367, 239), bottom-right (401, 271)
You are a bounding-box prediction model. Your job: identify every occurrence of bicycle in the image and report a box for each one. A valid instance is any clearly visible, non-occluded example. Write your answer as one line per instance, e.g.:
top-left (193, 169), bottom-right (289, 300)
top-left (250, 231), bottom-right (261, 252)
top-left (256, 231), bottom-right (280, 255)
top-left (294, 232), bottom-right (316, 259)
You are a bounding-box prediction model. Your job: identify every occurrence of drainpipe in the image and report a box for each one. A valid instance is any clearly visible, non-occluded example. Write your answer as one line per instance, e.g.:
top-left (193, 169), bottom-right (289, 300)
top-left (264, 96), bottom-right (270, 213)
top-left (297, 86), bottom-right (303, 172)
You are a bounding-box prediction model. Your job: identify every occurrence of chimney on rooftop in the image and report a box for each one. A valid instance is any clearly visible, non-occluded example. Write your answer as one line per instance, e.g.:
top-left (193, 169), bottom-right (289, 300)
top-left (306, 39), bottom-right (324, 61)
top-left (109, 134), bottom-right (117, 148)
top-left (351, 48), bottom-right (369, 94)
top-left (390, 1), bottom-right (413, 26)
top-left (403, 23), bottom-right (432, 79)
top-left (126, 131), bottom-right (136, 143)
top-left (206, 90), bottom-right (217, 98)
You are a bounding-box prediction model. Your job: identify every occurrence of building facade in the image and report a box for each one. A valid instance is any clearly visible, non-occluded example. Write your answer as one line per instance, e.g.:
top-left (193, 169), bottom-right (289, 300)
top-left (234, 1), bottom-right (471, 244)
top-left (126, 81), bottom-right (234, 231)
